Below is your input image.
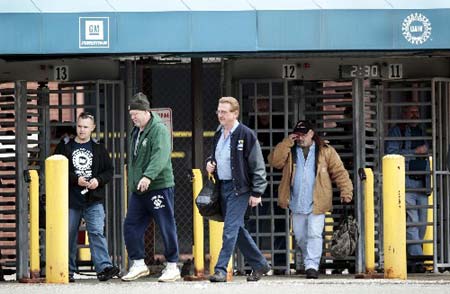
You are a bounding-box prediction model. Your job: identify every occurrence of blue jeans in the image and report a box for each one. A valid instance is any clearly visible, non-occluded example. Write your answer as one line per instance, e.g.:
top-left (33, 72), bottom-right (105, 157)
top-left (215, 181), bottom-right (268, 274)
top-left (69, 203), bottom-right (112, 274)
top-left (123, 187), bottom-right (179, 262)
top-left (292, 213), bottom-right (325, 271)
top-left (406, 192), bottom-right (428, 256)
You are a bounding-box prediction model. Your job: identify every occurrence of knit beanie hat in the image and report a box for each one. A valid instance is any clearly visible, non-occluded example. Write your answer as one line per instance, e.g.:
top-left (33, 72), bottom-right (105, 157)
top-left (128, 92), bottom-right (150, 111)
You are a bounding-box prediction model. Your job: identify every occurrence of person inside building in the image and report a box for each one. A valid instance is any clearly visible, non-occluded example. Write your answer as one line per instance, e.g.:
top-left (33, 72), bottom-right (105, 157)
top-left (54, 112), bottom-right (119, 282)
top-left (122, 92), bottom-right (181, 282)
top-left (268, 120), bottom-right (353, 279)
top-left (206, 96), bottom-right (271, 283)
top-left (385, 105), bottom-right (430, 273)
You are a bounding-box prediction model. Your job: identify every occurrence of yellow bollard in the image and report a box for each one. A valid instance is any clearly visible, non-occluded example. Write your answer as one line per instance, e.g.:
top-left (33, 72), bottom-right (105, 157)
top-left (45, 155), bottom-right (69, 284)
top-left (192, 169), bottom-right (204, 277)
top-left (423, 157), bottom-right (433, 268)
top-left (29, 170), bottom-right (40, 279)
top-left (77, 230), bottom-right (91, 262)
top-left (363, 168), bottom-right (375, 274)
top-left (209, 220), bottom-right (233, 281)
top-left (382, 155), bottom-right (406, 279)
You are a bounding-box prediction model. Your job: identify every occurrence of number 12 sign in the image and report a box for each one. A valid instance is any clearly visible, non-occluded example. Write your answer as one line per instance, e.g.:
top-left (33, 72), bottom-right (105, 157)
top-left (282, 64), bottom-right (297, 80)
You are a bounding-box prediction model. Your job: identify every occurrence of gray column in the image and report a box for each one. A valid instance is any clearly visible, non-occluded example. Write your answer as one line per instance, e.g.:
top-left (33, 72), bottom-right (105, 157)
top-left (15, 80), bottom-right (29, 280)
top-left (191, 58), bottom-right (204, 169)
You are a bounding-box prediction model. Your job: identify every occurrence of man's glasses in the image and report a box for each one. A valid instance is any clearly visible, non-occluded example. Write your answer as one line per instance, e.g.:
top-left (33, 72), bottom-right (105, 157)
top-left (216, 110), bottom-right (232, 115)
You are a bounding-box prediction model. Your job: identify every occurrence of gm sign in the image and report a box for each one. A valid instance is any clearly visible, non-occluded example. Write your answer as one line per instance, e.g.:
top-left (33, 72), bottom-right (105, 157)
top-left (79, 17), bottom-right (110, 49)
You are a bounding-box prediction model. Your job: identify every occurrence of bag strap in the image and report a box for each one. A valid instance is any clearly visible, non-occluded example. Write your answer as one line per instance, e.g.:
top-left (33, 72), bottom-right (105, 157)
top-left (208, 172), bottom-right (216, 184)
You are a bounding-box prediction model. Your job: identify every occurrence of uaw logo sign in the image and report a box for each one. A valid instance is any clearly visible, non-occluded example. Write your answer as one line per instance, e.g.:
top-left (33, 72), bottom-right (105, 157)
top-left (79, 17), bottom-right (110, 49)
top-left (402, 13), bottom-right (432, 45)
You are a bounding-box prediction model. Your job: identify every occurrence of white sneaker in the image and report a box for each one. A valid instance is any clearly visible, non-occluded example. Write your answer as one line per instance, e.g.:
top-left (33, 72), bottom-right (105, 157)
top-left (121, 262), bottom-right (150, 281)
top-left (158, 263), bottom-right (181, 282)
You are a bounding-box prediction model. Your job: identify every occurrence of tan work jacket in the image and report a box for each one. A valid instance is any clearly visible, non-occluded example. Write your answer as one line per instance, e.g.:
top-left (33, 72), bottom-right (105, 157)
top-left (268, 137), bottom-right (353, 214)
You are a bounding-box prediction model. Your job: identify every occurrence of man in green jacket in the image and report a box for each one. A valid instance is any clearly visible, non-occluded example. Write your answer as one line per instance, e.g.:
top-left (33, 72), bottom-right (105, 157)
top-left (122, 93), bottom-right (180, 282)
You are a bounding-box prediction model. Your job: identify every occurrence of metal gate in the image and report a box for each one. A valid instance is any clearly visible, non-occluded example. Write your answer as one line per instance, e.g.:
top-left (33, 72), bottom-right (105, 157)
top-left (238, 80), bottom-right (296, 274)
top-left (368, 79), bottom-right (434, 272)
top-left (238, 79), bottom-right (358, 274)
top-left (432, 78), bottom-right (450, 272)
top-left (1, 80), bottom-right (126, 279)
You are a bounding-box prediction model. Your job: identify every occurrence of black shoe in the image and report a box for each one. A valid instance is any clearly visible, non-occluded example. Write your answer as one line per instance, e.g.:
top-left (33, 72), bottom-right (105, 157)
top-left (415, 263), bottom-right (426, 273)
top-left (246, 264), bottom-right (271, 282)
top-left (97, 266), bottom-right (120, 281)
top-left (69, 274), bottom-right (75, 283)
top-left (209, 271), bottom-right (227, 282)
top-left (305, 268), bottom-right (319, 279)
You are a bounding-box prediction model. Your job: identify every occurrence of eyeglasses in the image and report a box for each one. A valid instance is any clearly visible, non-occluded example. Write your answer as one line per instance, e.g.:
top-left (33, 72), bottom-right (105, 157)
top-left (216, 110), bottom-right (232, 115)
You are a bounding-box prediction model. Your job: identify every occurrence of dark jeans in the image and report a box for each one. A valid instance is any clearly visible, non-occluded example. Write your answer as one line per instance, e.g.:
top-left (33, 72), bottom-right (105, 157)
top-left (214, 181), bottom-right (267, 274)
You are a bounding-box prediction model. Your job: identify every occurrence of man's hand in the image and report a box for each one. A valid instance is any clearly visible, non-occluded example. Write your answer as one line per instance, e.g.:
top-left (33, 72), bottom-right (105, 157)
top-left (288, 133), bottom-right (299, 142)
top-left (87, 178), bottom-right (99, 190)
top-left (248, 196), bottom-right (261, 207)
top-left (206, 161), bottom-right (216, 174)
top-left (341, 196), bottom-right (352, 204)
top-left (137, 177), bottom-right (151, 193)
top-left (78, 176), bottom-right (89, 188)
top-left (415, 145), bottom-right (428, 155)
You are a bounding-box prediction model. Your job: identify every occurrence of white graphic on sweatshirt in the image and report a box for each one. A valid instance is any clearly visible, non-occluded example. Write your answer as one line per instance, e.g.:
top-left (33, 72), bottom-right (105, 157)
top-left (72, 147), bottom-right (93, 179)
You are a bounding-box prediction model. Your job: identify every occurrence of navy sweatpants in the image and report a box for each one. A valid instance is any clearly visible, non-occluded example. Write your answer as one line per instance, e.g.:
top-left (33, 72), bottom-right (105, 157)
top-left (124, 187), bottom-right (179, 262)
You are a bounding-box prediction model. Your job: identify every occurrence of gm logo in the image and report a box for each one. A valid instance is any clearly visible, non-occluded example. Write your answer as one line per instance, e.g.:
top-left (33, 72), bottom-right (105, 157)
top-left (79, 17), bottom-right (110, 49)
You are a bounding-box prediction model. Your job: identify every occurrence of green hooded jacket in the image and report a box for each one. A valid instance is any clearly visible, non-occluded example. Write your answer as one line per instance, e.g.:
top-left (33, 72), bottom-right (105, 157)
top-left (128, 112), bottom-right (174, 193)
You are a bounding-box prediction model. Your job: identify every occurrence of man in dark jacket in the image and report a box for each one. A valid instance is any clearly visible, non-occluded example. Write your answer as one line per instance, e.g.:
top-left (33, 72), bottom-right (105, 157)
top-left (55, 112), bottom-right (119, 282)
top-left (206, 97), bottom-right (270, 283)
top-left (122, 93), bottom-right (180, 282)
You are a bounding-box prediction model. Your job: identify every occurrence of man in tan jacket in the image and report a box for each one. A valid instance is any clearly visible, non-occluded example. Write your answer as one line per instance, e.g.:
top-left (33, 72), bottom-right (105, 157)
top-left (268, 120), bottom-right (353, 279)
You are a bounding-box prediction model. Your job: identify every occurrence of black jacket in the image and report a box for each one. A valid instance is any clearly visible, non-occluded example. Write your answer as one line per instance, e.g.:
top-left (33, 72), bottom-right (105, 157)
top-left (54, 138), bottom-right (114, 205)
top-left (208, 123), bottom-right (267, 197)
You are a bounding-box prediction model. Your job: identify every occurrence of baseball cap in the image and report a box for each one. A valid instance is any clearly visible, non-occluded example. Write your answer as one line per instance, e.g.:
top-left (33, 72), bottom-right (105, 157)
top-left (292, 120), bottom-right (313, 134)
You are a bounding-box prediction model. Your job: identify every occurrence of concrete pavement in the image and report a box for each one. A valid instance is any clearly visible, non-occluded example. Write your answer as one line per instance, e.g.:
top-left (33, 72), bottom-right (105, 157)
top-left (2, 274), bottom-right (450, 294)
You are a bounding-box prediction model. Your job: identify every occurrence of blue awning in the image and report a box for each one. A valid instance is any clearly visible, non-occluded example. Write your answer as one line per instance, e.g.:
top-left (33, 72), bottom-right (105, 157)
top-left (1, 0), bottom-right (450, 55)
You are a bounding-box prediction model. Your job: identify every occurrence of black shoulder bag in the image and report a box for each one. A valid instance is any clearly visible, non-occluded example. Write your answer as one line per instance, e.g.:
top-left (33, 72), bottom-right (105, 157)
top-left (195, 173), bottom-right (223, 222)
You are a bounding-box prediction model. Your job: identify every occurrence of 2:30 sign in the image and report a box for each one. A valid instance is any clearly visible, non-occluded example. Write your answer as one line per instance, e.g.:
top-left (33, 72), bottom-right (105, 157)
top-left (340, 65), bottom-right (380, 79)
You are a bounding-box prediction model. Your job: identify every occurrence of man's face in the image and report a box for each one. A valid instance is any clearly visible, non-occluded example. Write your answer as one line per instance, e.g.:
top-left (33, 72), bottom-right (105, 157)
top-left (256, 99), bottom-right (270, 127)
top-left (403, 106), bottom-right (420, 127)
top-left (217, 102), bottom-right (238, 127)
top-left (76, 118), bottom-right (95, 141)
top-left (294, 130), bottom-right (314, 147)
top-left (129, 109), bottom-right (149, 128)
